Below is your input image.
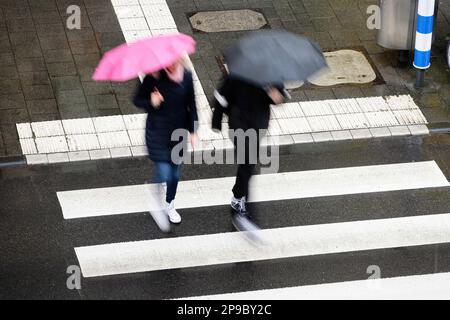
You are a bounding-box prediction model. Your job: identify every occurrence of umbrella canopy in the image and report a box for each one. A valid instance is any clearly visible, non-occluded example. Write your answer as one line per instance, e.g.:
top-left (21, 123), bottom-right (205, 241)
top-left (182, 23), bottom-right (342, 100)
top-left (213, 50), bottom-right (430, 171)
top-left (92, 33), bottom-right (196, 82)
top-left (224, 29), bottom-right (328, 87)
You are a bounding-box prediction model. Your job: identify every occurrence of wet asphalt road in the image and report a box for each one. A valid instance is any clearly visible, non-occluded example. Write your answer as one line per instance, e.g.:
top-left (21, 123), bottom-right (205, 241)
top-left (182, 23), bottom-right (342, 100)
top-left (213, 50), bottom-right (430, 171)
top-left (0, 134), bottom-right (449, 299)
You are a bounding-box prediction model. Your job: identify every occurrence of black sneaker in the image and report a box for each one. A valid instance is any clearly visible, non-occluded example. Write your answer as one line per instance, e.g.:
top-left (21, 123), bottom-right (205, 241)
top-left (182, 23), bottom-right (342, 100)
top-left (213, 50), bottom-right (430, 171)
top-left (231, 196), bottom-right (246, 213)
top-left (232, 212), bottom-right (265, 245)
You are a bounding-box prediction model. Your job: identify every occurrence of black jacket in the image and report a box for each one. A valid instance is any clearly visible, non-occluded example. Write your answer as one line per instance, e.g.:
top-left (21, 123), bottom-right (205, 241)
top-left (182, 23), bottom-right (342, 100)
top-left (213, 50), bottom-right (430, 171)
top-left (212, 77), bottom-right (287, 132)
top-left (133, 70), bottom-right (198, 162)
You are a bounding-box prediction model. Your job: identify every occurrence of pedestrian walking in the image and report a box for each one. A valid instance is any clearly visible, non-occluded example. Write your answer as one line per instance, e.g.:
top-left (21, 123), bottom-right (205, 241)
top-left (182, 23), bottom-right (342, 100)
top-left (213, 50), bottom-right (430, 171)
top-left (134, 58), bottom-right (199, 231)
top-left (213, 29), bottom-right (327, 233)
top-left (212, 76), bottom-right (287, 231)
top-left (92, 33), bottom-right (198, 232)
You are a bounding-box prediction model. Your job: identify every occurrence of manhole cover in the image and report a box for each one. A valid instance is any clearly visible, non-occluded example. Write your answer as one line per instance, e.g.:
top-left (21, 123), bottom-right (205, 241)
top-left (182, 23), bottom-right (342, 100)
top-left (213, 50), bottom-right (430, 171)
top-left (309, 50), bottom-right (377, 86)
top-left (216, 47), bottom-right (384, 88)
top-left (189, 10), bottom-right (267, 33)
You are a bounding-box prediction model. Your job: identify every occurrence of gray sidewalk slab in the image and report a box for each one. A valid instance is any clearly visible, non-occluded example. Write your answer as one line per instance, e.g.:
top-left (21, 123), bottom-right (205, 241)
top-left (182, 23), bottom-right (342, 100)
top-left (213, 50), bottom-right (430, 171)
top-left (0, 0), bottom-right (449, 158)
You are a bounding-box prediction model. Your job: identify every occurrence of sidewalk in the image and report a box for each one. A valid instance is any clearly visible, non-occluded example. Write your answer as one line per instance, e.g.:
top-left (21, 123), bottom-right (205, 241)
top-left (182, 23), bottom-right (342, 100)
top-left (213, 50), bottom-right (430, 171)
top-left (0, 0), bottom-right (449, 159)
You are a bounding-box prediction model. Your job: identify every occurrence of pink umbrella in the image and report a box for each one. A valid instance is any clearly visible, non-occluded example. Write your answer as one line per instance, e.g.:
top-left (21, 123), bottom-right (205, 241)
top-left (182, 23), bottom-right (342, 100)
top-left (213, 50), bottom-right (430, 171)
top-left (92, 33), bottom-right (196, 82)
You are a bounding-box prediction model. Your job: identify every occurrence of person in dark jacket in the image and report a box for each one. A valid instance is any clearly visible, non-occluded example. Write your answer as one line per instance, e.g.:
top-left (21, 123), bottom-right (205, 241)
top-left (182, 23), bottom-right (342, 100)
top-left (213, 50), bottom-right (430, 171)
top-left (212, 76), bottom-right (287, 228)
top-left (134, 59), bottom-right (198, 228)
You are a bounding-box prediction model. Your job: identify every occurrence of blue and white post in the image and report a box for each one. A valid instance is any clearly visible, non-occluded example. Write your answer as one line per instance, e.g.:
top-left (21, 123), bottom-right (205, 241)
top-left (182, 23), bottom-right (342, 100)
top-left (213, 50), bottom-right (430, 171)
top-left (413, 0), bottom-right (435, 87)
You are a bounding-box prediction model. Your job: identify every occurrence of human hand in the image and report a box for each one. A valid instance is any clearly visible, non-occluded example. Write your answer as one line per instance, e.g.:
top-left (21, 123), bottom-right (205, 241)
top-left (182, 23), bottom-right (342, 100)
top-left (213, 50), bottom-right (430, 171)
top-left (189, 133), bottom-right (199, 149)
top-left (267, 87), bottom-right (284, 105)
top-left (150, 89), bottom-right (164, 108)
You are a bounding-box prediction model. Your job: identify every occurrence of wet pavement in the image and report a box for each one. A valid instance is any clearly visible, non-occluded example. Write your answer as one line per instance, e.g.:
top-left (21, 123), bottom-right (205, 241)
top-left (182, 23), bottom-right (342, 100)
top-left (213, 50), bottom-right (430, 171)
top-left (0, 0), bottom-right (449, 158)
top-left (0, 0), bottom-right (449, 300)
top-left (0, 133), bottom-right (449, 299)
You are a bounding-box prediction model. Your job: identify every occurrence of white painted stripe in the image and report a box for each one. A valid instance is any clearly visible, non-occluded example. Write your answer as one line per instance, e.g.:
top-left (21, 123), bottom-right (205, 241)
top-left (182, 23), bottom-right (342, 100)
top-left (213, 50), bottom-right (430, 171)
top-left (182, 272), bottom-right (450, 300)
top-left (76, 212), bottom-right (450, 277)
top-left (418, 0), bottom-right (435, 17)
top-left (57, 161), bottom-right (449, 220)
top-left (414, 32), bottom-right (433, 52)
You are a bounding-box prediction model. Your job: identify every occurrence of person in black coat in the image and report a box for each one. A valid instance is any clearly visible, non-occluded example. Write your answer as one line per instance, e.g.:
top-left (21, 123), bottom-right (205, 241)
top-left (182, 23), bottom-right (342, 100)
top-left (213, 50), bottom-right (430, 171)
top-left (212, 76), bottom-right (287, 226)
top-left (134, 59), bottom-right (198, 228)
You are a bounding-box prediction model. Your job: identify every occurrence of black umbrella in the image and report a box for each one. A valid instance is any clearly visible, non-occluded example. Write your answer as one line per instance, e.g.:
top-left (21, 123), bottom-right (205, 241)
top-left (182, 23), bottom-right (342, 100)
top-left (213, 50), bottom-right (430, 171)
top-left (224, 29), bottom-right (328, 87)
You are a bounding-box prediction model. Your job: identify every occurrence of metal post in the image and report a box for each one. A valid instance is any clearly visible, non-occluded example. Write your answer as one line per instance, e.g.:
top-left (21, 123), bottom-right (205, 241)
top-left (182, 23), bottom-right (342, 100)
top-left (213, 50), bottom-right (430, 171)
top-left (413, 0), bottom-right (435, 87)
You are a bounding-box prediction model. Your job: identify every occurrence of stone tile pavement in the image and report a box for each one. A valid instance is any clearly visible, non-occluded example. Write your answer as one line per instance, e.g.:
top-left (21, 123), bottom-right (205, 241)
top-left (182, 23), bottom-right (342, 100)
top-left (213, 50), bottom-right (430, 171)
top-left (0, 0), bottom-right (449, 159)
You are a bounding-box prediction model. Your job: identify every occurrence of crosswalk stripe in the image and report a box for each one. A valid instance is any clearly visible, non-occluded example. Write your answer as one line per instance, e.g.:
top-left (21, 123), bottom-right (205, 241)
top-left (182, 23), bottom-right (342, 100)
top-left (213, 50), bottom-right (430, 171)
top-left (57, 161), bottom-right (449, 220)
top-left (75, 212), bottom-right (450, 278)
top-left (180, 272), bottom-right (450, 300)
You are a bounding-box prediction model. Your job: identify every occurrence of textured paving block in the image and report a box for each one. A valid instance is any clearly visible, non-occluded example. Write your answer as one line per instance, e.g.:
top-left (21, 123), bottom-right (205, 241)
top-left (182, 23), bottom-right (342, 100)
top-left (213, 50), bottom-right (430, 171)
top-left (364, 111), bottom-right (400, 127)
top-left (386, 95), bottom-right (419, 110)
top-left (114, 6), bottom-right (144, 19)
top-left (307, 115), bottom-right (342, 132)
top-left (291, 133), bottom-right (314, 144)
top-left (48, 152), bottom-right (70, 164)
top-left (311, 132), bottom-right (333, 142)
top-left (110, 147), bottom-right (132, 158)
top-left (26, 154), bottom-right (48, 165)
top-left (67, 134), bottom-right (100, 151)
top-left (147, 15), bottom-right (177, 30)
top-left (328, 98), bottom-right (362, 114)
top-left (119, 17), bottom-right (149, 31)
top-left (63, 118), bottom-right (96, 135)
top-left (356, 96), bottom-right (389, 112)
top-left (408, 125), bottom-right (429, 136)
top-left (369, 127), bottom-right (392, 138)
top-left (97, 131), bottom-right (131, 149)
top-left (123, 29), bottom-right (153, 42)
top-left (336, 113), bottom-right (369, 130)
top-left (89, 149), bottom-right (111, 160)
top-left (300, 101), bottom-right (333, 117)
top-left (331, 130), bottom-right (353, 141)
top-left (389, 126), bottom-right (411, 136)
top-left (141, 4), bottom-right (172, 18)
top-left (31, 120), bottom-right (64, 137)
top-left (35, 136), bottom-right (69, 153)
top-left (350, 129), bottom-right (373, 139)
top-left (393, 110), bottom-right (428, 126)
top-left (93, 115), bottom-right (126, 133)
top-left (130, 146), bottom-right (149, 157)
top-left (68, 151), bottom-right (90, 162)
top-left (16, 123), bottom-right (33, 138)
top-left (19, 138), bottom-right (37, 154)
top-left (128, 129), bottom-right (146, 146)
top-left (123, 114), bottom-right (147, 130)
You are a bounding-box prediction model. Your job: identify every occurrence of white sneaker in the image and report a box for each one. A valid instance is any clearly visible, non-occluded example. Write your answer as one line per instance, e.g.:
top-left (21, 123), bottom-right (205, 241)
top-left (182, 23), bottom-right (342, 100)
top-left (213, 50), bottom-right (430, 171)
top-left (144, 182), bottom-right (170, 233)
top-left (167, 201), bottom-right (181, 224)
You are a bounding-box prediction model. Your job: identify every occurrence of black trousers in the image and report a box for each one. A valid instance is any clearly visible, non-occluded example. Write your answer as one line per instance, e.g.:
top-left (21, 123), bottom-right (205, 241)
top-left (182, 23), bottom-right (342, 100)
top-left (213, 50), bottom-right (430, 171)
top-left (231, 131), bottom-right (261, 199)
